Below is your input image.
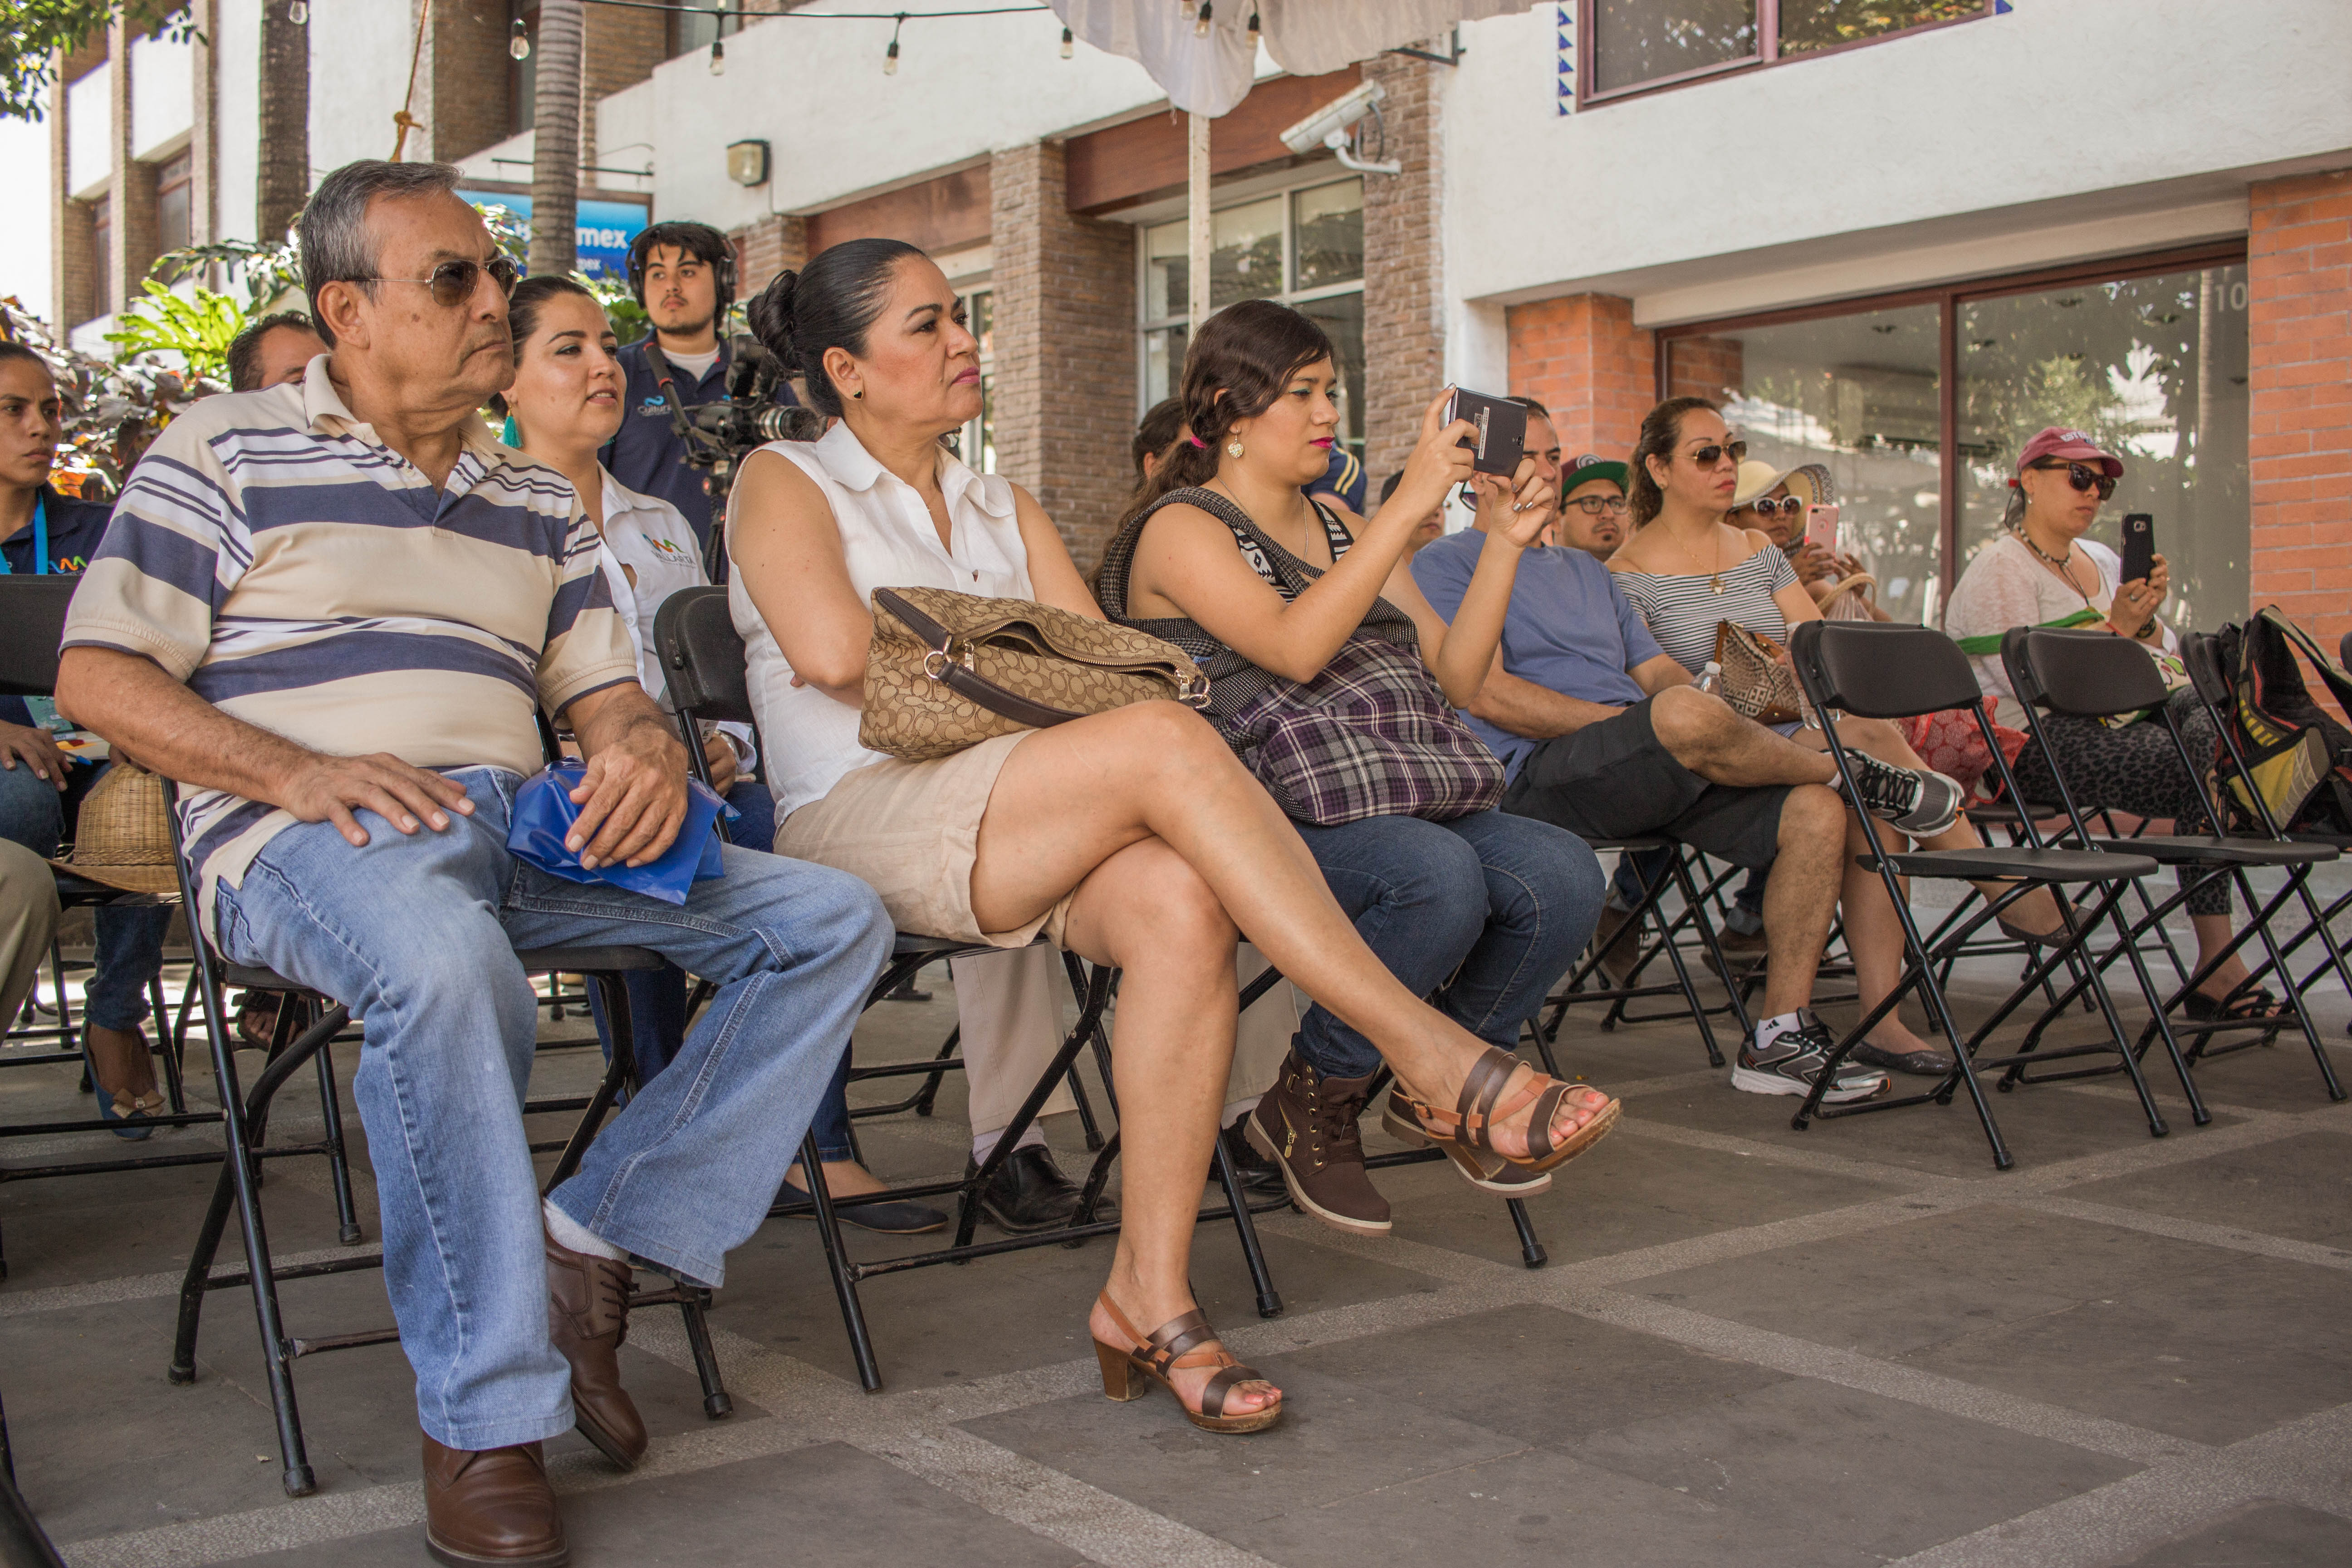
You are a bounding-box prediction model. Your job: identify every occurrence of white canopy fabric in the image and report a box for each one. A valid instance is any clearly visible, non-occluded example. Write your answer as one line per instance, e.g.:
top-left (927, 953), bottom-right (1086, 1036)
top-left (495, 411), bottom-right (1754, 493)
top-left (1051, 0), bottom-right (1536, 117)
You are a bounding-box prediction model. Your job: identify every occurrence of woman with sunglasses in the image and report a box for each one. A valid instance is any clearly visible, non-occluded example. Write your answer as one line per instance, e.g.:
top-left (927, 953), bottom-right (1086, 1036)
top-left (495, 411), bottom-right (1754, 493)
top-left (1609, 397), bottom-right (2068, 1083)
top-left (1944, 428), bottom-right (2278, 1023)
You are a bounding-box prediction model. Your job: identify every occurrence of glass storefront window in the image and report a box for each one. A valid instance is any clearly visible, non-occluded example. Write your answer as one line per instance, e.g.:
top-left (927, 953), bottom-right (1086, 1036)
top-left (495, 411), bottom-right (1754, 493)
top-left (1957, 264), bottom-right (2249, 636)
top-left (1294, 291), bottom-right (1366, 461)
top-left (1292, 179), bottom-right (1365, 290)
top-left (1778, 0), bottom-right (1989, 56)
top-left (1142, 222), bottom-right (1187, 323)
top-left (1591, 0), bottom-right (1757, 94)
top-left (1669, 304), bottom-right (1945, 627)
top-left (1209, 196), bottom-right (1284, 310)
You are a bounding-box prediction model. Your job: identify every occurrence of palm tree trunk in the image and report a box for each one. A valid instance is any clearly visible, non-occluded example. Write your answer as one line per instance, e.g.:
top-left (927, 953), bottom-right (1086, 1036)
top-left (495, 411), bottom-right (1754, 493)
top-left (528, 0), bottom-right (584, 276)
top-left (256, 0), bottom-right (311, 237)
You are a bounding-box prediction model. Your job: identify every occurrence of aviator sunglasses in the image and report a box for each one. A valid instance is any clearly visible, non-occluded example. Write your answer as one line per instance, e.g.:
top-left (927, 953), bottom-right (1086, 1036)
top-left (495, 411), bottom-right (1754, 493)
top-left (2032, 459), bottom-right (2118, 500)
top-left (361, 255), bottom-right (524, 308)
top-left (1683, 439), bottom-right (1748, 468)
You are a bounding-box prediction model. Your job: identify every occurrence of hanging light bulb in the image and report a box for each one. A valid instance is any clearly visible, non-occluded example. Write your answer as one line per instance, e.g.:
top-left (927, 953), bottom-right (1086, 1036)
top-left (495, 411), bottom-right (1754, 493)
top-left (884, 16), bottom-right (903, 75)
top-left (1194, 3), bottom-right (1213, 39)
top-left (287, 0), bottom-right (308, 22)
top-left (1061, 26), bottom-right (1074, 59)
top-left (508, 19), bottom-right (531, 61)
top-left (708, 38), bottom-right (725, 75)
top-left (1247, 10), bottom-right (1261, 46)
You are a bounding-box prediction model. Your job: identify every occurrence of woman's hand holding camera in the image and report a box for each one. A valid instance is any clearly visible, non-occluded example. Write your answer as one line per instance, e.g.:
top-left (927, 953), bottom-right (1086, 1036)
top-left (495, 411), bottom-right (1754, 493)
top-left (1387, 387), bottom-right (1479, 524)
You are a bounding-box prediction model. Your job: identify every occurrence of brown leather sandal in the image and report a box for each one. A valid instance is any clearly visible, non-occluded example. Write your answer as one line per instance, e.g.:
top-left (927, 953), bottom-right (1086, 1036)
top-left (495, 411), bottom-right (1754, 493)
top-left (1091, 1292), bottom-right (1281, 1434)
top-left (1392, 1046), bottom-right (1618, 1177)
top-left (1380, 1088), bottom-right (1553, 1196)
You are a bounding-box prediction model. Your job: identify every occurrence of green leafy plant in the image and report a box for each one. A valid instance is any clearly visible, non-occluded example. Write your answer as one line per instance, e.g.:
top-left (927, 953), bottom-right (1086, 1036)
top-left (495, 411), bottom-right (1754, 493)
top-left (151, 223), bottom-right (304, 314)
top-left (573, 270), bottom-right (648, 344)
top-left (0, 294), bottom-right (215, 500)
top-left (104, 278), bottom-right (246, 383)
top-left (2, 2), bottom-right (198, 122)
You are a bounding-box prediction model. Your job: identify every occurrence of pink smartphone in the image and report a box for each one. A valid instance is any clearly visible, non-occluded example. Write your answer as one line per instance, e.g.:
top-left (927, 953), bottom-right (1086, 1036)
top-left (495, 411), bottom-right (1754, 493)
top-left (1804, 504), bottom-right (1841, 554)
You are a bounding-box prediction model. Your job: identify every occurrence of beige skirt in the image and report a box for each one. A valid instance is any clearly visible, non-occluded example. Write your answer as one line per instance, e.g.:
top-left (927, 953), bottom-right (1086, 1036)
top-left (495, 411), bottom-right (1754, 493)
top-left (778, 731), bottom-right (1075, 951)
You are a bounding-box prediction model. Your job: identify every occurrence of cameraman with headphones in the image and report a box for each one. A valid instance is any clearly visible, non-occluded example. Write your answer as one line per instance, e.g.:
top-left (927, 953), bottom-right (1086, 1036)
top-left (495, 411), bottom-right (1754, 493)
top-left (603, 220), bottom-right (800, 551)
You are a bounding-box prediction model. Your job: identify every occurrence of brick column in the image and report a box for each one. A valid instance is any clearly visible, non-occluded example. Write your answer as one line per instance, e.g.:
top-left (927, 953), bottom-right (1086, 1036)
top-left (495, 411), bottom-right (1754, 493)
top-left (1506, 294), bottom-right (1655, 465)
top-left (418, 0), bottom-right (512, 166)
top-left (989, 140), bottom-right (1135, 571)
top-left (190, 0), bottom-right (220, 247)
top-left (1359, 54), bottom-right (1442, 490)
top-left (108, 20), bottom-right (159, 315)
top-left (2247, 167), bottom-right (2352, 641)
top-left (728, 213), bottom-right (808, 300)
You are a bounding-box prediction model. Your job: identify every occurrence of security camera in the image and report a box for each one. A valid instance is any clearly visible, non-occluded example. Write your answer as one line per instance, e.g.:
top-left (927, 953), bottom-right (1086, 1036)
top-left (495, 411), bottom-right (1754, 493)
top-left (1278, 79), bottom-right (1402, 175)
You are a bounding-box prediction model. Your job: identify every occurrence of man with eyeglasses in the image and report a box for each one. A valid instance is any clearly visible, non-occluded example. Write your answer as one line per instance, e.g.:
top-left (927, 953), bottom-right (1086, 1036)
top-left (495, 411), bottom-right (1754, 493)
top-left (1555, 452), bottom-right (1630, 561)
top-left (53, 160), bottom-right (891, 1567)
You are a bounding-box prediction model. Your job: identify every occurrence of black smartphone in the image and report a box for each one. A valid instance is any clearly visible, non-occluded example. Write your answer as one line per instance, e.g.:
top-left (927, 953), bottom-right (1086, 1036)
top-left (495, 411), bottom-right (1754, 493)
top-left (2120, 513), bottom-right (2155, 586)
top-left (1442, 388), bottom-right (1528, 477)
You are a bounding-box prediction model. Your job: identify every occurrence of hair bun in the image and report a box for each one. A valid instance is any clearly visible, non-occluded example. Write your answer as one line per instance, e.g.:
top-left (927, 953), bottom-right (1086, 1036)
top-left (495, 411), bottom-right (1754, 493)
top-left (745, 270), bottom-right (802, 373)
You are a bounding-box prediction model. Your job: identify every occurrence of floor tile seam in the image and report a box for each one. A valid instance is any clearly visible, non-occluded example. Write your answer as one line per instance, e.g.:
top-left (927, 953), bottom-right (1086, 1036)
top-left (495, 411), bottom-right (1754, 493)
top-left (1612, 1112), bottom-right (1971, 1191)
top-left (0, 1244), bottom-right (379, 1318)
top-left (1566, 1288), bottom-right (2206, 1465)
top-left (2019, 1194), bottom-right (2352, 1271)
top-left (1993, 1107), bottom-right (2335, 1193)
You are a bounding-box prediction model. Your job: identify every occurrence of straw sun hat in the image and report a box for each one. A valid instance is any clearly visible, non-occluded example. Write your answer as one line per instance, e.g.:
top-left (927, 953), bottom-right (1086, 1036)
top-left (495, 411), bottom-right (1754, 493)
top-left (48, 760), bottom-right (181, 897)
top-left (1730, 460), bottom-right (1836, 511)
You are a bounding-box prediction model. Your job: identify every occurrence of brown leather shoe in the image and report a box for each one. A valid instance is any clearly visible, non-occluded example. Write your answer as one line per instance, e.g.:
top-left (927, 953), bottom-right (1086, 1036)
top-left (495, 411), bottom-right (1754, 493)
top-left (1245, 1044), bottom-right (1390, 1236)
top-left (421, 1435), bottom-right (568, 1568)
top-left (544, 1231), bottom-right (647, 1470)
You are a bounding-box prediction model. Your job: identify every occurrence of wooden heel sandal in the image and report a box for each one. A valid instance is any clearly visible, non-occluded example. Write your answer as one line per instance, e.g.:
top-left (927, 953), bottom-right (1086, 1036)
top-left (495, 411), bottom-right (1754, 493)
top-left (1091, 1292), bottom-right (1282, 1434)
top-left (1380, 1092), bottom-right (1553, 1196)
top-left (1393, 1046), bottom-right (1618, 1177)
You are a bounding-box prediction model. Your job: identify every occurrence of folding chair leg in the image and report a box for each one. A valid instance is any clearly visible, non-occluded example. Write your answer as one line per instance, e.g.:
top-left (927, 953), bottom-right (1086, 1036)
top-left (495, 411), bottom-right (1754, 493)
top-left (801, 1125), bottom-right (882, 1392)
top-left (1210, 1133), bottom-right (1284, 1319)
top-left (672, 1286), bottom-right (734, 1418)
top-left (1504, 1196), bottom-right (1548, 1269)
top-left (312, 1041), bottom-right (365, 1245)
top-left (148, 970), bottom-right (190, 1115)
top-left (909, 1026), bottom-right (958, 1119)
top-left (2244, 869), bottom-right (2348, 1102)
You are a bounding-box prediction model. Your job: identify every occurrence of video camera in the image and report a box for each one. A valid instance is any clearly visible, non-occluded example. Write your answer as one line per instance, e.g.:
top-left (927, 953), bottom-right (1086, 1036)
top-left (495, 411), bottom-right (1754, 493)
top-left (677, 335), bottom-right (823, 459)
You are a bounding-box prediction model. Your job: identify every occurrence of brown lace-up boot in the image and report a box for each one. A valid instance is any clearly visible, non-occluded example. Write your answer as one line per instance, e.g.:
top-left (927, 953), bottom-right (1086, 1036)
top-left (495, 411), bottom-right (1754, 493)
top-left (1244, 1044), bottom-right (1390, 1236)
top-left (544, 1231), bottom-right (647, 1470)
top-left (421, 1434), bottom-right (567, 1567)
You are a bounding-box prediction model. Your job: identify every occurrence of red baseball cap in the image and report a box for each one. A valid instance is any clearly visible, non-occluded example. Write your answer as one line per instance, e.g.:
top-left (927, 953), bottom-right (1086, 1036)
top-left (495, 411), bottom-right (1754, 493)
top-left (2017, 426), bottom-right (2124, 480)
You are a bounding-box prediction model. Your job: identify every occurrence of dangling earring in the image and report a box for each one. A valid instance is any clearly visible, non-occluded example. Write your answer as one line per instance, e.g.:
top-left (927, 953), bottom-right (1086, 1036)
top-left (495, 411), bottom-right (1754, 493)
top-left (1225, 437), bottom-right (1245, 459)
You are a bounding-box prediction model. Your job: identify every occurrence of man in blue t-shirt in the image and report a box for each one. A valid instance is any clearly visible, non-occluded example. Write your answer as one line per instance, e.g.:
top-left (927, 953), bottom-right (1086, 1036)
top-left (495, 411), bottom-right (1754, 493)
top-left (1412, 405), bottom-right (1957, 1098)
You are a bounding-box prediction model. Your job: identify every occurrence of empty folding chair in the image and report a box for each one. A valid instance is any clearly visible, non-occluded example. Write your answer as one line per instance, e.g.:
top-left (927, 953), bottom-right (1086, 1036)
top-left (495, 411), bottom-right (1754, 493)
top-left (653, 585), bottom-right (1284, 1392)
top-left (1786, 620), bottom-right (2166, 1168)
top-left (1538, 836), bottom-right (1749, 1070)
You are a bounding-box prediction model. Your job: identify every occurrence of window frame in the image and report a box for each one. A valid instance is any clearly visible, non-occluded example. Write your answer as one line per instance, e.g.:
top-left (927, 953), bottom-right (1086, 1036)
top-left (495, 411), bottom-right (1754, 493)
top-left (1134, 172), bottom-right (1368, 441)
top-left (1651, 238), bottom-right (2250, 593)
top-left (153, 149), bottom-right (193, 255)
top-left (1578, 0), bottom-right (1997, 108)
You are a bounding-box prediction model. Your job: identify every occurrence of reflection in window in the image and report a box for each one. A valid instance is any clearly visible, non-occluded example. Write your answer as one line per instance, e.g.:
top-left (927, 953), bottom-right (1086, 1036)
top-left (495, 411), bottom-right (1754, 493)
top-left (155, 152), bottom-right (192, 255)
top-left (1779, 0), bottom-right (1989, 54)
top-left (1210, 196), bottom-right (1284, 310)
top-left (1957, 265), bottom-right (2249, 635)
top-left (1292, 179), bottom-right (1364, 290)
top-left (1667, 304), bottom-right (1944, 626)
top-left (1591, 0), bottom-right (1758, 94)
top-left (1294, 290), bottom-right (1366, 463)
top-left (957, 288), bottom-right (997, 474)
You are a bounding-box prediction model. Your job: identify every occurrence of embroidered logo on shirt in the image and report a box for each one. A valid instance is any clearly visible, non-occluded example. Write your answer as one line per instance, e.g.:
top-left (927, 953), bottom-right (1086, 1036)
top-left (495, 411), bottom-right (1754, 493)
top-left (637, 396), bottom-right (670, 417)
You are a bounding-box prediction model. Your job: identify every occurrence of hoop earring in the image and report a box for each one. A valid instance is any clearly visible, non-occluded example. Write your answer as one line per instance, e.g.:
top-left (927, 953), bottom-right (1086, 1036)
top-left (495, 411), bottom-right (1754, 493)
top-left (1225, 438), bottom-right (1245, 459)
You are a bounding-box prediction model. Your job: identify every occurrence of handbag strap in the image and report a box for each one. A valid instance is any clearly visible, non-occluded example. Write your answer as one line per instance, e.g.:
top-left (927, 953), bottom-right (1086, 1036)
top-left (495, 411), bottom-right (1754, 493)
top-left (873, 588), bottom-right (1086, 731)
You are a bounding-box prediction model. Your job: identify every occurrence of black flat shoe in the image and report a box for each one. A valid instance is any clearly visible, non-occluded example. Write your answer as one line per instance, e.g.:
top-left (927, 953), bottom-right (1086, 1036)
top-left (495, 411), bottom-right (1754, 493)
top-left (2182, 987), bottom-right (2291, 1026)
top-left (1848, 1040), bottom-right (1957, 1078)
top-left (773, 1176), bottom-right (949, 1235)
top-left (1217, 1117), bottom-right (1289, 1197)
top-left (1996, 916), bottom-right (2065, 949)
top-left (970, 1143), bottom-right (1113, 1234)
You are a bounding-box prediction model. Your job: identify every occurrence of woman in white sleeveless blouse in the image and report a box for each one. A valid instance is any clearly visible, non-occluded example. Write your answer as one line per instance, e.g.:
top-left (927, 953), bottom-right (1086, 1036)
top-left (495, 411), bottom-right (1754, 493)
top-left (725, 240), bottom-right (1612, 1436)
top-left (1609, 398), bottom-right (2067, 1073)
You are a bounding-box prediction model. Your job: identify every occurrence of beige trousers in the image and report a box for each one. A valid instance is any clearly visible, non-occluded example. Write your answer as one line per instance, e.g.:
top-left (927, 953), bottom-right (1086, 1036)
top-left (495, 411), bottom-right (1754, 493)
top-left (0, 841), bottom-right (60, 1031)
top-left (949, 944), bottom-right (1078, 1138)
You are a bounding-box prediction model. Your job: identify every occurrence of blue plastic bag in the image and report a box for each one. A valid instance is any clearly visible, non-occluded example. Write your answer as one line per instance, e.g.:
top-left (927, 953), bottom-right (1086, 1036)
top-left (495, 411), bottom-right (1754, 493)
top-left (506, 762), bottom-right (735, 906)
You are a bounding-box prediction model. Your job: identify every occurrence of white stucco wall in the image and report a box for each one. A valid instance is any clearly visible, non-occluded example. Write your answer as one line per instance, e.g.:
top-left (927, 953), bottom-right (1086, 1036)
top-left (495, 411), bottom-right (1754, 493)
top-left (66, 69), bottom-right (111, 199)
top-left (0, 117), bottom-right (52, 312)
top-left (305, 0), bottom-right (418, 181)
top-left (602, 10), bottom-right (1173, 227)
top-left (130, 34), bottom-right (194, 160)
top-left (216, 0), bottom-right (264, 241)
top-left (1441, 0), bottom-right (2352, 323)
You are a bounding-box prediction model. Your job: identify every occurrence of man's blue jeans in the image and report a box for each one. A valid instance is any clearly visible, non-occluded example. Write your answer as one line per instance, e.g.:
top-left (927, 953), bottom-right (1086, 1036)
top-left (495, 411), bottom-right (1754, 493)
top-left (0, 760), bottom-right (170, 1032)
top-left (209, 767), bottom-right (890, 1452)
top-left (1290, 809), bottom-right (1603, 1080)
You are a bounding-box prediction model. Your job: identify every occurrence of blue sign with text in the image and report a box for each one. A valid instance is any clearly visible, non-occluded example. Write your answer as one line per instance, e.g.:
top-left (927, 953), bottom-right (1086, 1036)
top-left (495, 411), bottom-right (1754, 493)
top-left (456, 191), bottom-right (649, 280)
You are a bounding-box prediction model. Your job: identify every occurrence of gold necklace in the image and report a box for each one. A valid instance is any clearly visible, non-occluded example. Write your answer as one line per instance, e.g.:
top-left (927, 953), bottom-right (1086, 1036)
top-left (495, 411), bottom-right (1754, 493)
top-left (2019, 526), bottom-right (2092, 605)
top-left (1678, 524), bottom-right (1725, 594)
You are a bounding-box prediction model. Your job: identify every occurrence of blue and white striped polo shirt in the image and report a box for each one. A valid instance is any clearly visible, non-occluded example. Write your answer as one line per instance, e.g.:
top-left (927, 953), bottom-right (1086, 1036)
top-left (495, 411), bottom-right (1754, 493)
top-left (62, 358), bottom-right (640, 911)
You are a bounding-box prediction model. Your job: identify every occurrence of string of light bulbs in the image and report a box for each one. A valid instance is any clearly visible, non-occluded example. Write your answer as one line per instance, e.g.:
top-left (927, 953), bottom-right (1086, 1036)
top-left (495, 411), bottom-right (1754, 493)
top-left (277, 1), bottom-right (1264, 79)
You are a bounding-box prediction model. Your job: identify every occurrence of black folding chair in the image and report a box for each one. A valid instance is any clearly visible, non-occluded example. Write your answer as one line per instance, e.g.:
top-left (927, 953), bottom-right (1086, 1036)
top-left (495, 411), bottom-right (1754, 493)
top-left (1537, 837), bottom-right (1750, 1070)
top-left (0, 1384), bottom-right (68, 1568)
top-left (159, 792), bottom-right (734, 1498)
top-left (1786, 621), bottom-right (2169, 1168)
top-left (653, 585), bottom-right (1286, 1391)
top-left (1997, 627), bottom-right (2340, 1103)
top-left (0, 574), bottom-right (330, 1280)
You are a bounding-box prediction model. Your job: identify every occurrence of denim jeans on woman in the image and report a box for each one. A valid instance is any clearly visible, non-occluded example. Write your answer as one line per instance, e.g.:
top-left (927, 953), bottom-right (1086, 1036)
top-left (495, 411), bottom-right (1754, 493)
top-left (209, 766), bottom-right (889, 1451)
top-left (1290, 808), bottom-right (1603, 1080)
top-left (0, 758), bottom-right (171, 1033)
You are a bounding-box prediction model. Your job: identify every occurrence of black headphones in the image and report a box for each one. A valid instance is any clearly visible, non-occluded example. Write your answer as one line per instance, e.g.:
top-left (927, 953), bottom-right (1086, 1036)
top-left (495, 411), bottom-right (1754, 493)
top-left (626, 221), bottom-right (737, 322)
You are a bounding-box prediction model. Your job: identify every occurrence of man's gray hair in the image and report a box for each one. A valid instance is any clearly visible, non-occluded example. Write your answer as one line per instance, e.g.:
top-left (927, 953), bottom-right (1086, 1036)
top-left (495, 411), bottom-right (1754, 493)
top-left (299, 160), bottom-right (463, 345)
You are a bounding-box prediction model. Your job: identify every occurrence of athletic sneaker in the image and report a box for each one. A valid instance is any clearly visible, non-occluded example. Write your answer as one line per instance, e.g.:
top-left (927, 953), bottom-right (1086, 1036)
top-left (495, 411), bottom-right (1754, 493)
top-left (1732, 1009), bottom-right (1888, 1102)
top-left (1839, 751), bottom-right (1964, 838)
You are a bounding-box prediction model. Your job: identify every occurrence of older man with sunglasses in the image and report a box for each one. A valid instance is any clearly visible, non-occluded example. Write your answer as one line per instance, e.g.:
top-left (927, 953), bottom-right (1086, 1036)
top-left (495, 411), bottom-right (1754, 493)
top-left (55, 160), bottom-right (891, 1567)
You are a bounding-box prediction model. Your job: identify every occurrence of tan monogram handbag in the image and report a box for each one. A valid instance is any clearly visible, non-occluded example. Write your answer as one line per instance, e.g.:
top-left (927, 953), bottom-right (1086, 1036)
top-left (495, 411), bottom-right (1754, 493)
top-left (1714, 620), bottom-right (1809, 728)
top-left (859, 586), bottom-right (1210, 761)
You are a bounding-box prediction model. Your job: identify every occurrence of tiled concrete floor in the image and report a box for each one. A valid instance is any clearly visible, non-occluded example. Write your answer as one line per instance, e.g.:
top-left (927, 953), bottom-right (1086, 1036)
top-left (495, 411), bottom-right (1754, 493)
top-left (6, 928), bottom-right (2352, 1568)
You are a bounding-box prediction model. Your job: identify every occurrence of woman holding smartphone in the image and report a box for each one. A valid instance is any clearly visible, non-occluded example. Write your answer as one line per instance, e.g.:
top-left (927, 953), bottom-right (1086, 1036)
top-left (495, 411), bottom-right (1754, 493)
top-left (725, 240), bottom-right (1617, 1436)
top-left (1608, 397), bottom-right (2072, 1083)
top-left (1944, 427), bottom-right (2278, 1023)
top-left (1099, 300), bottom-right (1612, 1240)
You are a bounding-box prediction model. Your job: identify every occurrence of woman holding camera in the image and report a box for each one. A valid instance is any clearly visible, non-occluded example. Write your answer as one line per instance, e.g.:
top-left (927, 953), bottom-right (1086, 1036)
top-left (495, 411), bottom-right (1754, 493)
top-left (1944, 427), bottom-right (2278, 1022)
top-left (726, 240), bottom-right (1617, 1434)
top-left (1098, 299), bottom-right (1612, 1240)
